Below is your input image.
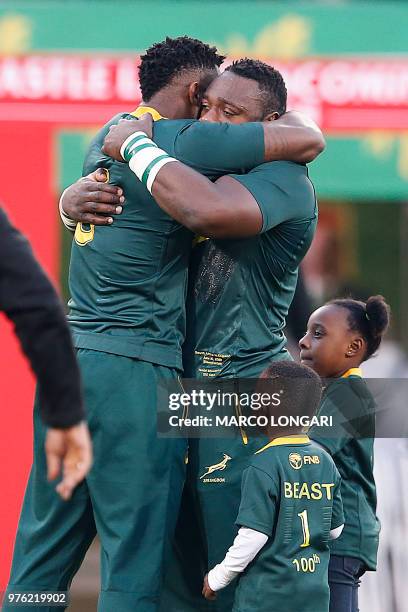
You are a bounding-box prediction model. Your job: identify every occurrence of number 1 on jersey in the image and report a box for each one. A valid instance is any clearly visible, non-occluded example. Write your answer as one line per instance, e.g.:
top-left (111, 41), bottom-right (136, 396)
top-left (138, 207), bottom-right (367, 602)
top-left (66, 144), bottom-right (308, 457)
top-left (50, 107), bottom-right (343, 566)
top-left (298, 510), bottom-right (310, 548)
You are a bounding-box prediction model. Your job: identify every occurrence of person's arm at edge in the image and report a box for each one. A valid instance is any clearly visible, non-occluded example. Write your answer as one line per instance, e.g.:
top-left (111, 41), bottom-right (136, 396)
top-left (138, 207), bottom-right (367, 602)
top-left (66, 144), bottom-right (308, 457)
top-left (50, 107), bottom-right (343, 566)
top-left (0, 210), bottom-right (84, 428)
top-left (0, 209), bottom-right (92, 498)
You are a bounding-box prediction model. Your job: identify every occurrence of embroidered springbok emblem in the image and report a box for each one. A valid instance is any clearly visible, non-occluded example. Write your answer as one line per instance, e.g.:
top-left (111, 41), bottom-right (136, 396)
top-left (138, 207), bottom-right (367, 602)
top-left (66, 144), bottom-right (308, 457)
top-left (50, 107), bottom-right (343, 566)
top-left (200, 454), bottom-right (232, 479)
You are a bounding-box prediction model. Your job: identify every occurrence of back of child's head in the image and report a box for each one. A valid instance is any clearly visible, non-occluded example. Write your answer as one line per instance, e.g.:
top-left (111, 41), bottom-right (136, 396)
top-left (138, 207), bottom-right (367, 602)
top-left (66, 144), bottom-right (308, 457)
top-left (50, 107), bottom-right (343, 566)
top-left (258, 360), bottom-right (322, 421)
top-left (329, 294), bottom-right (390, 361)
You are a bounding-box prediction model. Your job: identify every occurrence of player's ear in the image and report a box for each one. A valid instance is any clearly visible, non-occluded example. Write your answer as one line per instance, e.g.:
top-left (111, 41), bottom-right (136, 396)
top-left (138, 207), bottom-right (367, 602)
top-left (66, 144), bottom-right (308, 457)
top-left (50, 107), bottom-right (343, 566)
top-left (264, 111), bottom-right (280, 122)
top-left (188, 81), bottom-right (202, 107)
top-left (346, 337), bottom-right (364, 357)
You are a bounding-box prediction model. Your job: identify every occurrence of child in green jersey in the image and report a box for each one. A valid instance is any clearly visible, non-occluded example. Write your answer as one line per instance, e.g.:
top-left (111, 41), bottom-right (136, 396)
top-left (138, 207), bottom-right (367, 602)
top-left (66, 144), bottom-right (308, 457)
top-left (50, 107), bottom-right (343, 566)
top-left (300, 295), bottom-right (390, 612)
top-left (202, 361), bottom-right (345, 612)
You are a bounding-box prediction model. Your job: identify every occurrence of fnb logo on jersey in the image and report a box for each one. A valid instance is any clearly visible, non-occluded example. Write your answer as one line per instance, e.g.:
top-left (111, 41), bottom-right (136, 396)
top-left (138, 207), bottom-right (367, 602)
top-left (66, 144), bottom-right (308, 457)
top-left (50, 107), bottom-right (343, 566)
top-left (289, 453), bottom-right (303, 469)
top-left (289, 453), bottom-right (320, 469)
top-left (304, 455), bottom-right (320, 465)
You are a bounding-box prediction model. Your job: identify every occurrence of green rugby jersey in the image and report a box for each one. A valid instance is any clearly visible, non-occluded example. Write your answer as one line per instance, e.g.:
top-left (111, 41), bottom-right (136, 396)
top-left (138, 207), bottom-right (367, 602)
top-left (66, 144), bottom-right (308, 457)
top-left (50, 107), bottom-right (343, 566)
top-left (68, 109), bottom-right (264, 370)
top-left (183, 161), bottom-right (317, 378)
top-left (309, 368), bottom-right (379, 570)
top-left (233, 435), bottom-right (343, 612)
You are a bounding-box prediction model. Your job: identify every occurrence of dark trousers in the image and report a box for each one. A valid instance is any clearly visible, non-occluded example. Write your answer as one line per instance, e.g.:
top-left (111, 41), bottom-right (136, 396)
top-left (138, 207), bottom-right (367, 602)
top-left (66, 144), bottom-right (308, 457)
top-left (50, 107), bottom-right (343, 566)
top-left (329, 555), bottom-right (366, 612)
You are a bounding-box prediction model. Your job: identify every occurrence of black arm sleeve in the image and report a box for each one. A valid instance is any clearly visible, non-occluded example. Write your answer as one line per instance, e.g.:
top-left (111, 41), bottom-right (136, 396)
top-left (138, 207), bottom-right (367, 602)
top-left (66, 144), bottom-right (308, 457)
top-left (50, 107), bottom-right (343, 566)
top-left (0, 208), bottom-right (84, 428)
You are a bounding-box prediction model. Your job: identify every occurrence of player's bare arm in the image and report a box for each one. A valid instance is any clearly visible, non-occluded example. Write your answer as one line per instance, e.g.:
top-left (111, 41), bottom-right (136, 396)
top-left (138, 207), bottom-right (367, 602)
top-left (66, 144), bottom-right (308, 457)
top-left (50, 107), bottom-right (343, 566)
top-left (62, 155), bottom-right (262, 238)
top-left (103, 119), bottom-right (262, 237)
top-left (263, 110), bottom-right (325, 163)
top-left (61, 108), bottom-right (323, 229)
top-left (102, 116), bottom-right (316, 238)
top-left (152, 167), bottom-right (263, 238)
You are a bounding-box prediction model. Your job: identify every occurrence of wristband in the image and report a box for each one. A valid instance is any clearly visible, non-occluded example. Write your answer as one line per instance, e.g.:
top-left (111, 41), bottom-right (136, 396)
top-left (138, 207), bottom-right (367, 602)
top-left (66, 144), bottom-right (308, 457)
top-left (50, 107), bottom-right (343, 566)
top-left (120, 131), bottom-right (157, 162)
top-left (120, 130), bottom-right (177, 194)
top-left (59, 189), bottom-right (77, 231)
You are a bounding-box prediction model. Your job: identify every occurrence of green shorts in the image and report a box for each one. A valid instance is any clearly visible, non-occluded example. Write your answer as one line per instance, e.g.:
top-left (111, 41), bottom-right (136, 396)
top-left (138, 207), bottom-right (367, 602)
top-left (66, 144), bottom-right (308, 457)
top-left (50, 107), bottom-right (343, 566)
top-left (5, 350), bottom-right (187, 612)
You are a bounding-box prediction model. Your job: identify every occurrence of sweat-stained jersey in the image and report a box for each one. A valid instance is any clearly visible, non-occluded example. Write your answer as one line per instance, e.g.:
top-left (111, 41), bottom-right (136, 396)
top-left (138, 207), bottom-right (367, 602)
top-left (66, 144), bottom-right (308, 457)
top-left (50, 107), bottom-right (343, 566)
top-left (183, 161), bottom-right (317, 378)
top-left (233, 436), bottom-right (344, 612)
top-left (68, 111), bottom-right (265, 370)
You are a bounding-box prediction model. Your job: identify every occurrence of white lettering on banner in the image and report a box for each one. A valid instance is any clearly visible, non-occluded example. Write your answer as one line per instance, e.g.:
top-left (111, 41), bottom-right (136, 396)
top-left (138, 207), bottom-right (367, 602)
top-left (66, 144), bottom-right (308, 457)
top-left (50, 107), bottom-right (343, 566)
top-left (116, 58), bottom-right (143, 100)
top-left (1, 55), bottom-right (408, 128)
top-left (315, 61), bottom-right (408, 106)
top-left (285, 61), bottom-right (320, 104)
top-left (319, 61), bottom-right (356, 106)
top-left (0, 56), bottom-right (141, 102)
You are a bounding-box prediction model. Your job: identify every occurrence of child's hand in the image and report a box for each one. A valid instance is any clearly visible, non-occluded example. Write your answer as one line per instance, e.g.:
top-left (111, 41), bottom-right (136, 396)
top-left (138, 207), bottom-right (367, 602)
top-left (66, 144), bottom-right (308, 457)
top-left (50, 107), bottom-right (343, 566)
top-left (202, 574), bottom-right (217, 600)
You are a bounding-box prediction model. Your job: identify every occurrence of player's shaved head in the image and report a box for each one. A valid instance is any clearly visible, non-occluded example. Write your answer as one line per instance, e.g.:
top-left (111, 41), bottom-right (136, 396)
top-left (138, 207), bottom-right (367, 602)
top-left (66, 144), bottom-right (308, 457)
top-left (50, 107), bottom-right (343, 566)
top-left (226, 59), bottom-right (287, 117)
top-left (201, 59), bottom-right (287, 124)
top-left (139, 36), bottom-right (225, 101)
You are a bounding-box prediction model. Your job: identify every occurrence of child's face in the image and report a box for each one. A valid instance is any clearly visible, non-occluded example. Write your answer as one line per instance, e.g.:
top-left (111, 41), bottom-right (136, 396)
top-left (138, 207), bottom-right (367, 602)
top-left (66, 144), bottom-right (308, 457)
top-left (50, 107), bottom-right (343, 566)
top-left (299, 304), bottom-right (364, 378)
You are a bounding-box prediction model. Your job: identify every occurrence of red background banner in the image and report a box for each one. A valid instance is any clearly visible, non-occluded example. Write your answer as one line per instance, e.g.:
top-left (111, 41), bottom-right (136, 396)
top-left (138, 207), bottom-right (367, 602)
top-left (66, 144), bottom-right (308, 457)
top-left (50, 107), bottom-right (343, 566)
top-left (0, 122), bottom-right (57, 591)
top-left (1, 56), bottom-right (408, 129)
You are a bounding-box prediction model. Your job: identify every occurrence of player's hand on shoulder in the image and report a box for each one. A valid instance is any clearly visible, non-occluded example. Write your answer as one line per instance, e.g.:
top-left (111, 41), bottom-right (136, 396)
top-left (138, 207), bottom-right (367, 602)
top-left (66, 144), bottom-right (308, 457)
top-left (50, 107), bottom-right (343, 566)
top-left (133, 113), bottom-right (153, 139)
top-left (61, 169), bottom-right (124, 226)
top-left (202, 574), bottom-right (217, 600)
top-left (46, 421), bottom-right (93, 501)
top-left (102, 114), bottom-right (154, 160)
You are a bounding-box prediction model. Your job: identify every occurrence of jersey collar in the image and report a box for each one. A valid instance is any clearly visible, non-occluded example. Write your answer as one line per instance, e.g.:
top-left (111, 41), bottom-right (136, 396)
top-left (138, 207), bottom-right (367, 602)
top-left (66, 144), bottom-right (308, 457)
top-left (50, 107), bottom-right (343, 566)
top-left (130, 105), bottom-right (166, 121)
top-left (255, 435), bottom-right (310, 454)
top-left (341, 368), bottom-right (363, 378)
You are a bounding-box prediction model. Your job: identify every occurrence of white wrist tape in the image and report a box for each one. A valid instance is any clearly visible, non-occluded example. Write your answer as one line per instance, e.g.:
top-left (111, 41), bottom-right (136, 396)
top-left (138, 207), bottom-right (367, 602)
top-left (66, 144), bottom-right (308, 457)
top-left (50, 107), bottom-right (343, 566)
top-left (145, 156), bottom-right (177, 192)
top-left (120, 130), bottom-right (177, 194)
top-left (59, 188), bottom-right (77, 231)
top-left (120, 131), bottom-right (157, 160)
